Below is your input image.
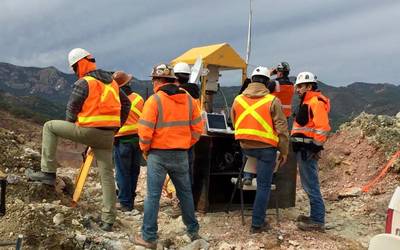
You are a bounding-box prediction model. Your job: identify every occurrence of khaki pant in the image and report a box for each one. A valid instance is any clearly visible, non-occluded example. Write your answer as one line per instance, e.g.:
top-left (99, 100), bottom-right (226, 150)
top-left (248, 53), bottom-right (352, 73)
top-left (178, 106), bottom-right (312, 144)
top-left (41, 120), bottom-right (116, 224)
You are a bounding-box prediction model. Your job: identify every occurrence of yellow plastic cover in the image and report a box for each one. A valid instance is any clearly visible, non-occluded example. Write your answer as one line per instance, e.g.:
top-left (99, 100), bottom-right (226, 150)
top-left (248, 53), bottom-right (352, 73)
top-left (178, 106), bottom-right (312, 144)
top-left (171, 43), bottom-right (246, 70)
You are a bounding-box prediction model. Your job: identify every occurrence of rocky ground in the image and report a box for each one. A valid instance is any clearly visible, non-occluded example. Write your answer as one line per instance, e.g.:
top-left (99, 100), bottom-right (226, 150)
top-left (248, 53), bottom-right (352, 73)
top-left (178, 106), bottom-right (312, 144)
top-left (0, 111), bottom-right (399, 249)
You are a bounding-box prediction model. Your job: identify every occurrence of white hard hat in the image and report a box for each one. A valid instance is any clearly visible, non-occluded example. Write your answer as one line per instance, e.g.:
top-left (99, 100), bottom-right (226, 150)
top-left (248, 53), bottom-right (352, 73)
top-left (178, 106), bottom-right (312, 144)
top-left (173, 62), bottom-right (191, 74)
top-left (251, 66), bottom-right (270, 78)
top-left (68, 48), bottom-right (91, 67)
top-left (295, 71), bottom-right (317, 85)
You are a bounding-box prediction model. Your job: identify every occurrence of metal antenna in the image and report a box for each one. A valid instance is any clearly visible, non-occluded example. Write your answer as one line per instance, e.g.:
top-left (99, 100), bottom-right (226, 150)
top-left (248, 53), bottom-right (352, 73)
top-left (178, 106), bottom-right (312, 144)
top-left (245, 0), bottom-right (253, 66)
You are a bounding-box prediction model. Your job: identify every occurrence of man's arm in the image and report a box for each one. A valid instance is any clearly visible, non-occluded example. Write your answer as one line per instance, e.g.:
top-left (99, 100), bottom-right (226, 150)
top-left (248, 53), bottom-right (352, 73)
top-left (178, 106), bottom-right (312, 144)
top-left (189, 97), bottom-right (204, 146)
top-left (270, 97), bottom-right (289, 156)
top-left (230, 99), bottom-right (237, 128)
top-left (138, 95), bottom-right (157, 153)
top-left (66, 79), bottom-right (88, 122)
top-left (119, 91), bottom-right (131, 126)
top-left (311, 99), bottom-right (331, 145)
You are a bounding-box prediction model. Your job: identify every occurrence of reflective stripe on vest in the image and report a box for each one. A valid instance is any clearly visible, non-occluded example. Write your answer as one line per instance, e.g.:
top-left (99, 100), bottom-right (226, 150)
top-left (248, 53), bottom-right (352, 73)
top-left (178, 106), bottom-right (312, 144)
top-left (138, 91), bottom-right (203, 150)
top-left (153, 94), bottom-right (193, 128)
top-left (77, 76), bottom-right (121, 127)
top-left (78, 115), bottom-right (120, 124)
top-left (116, 94), bottom-right (143, 136)
top-left (234, 94), bottom-right (279, 143)
top-left (291, 127), bottom-right (329, 136)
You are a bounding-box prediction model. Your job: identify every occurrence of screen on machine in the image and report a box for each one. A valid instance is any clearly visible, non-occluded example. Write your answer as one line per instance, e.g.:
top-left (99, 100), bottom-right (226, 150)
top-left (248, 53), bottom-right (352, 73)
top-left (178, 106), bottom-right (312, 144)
top-left (207, 113), bottom-right (228, 130)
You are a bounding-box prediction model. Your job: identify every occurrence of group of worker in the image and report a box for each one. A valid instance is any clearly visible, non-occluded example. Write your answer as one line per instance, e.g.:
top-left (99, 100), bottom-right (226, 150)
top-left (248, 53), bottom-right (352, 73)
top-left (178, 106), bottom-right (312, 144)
top-left (232, 63), bottom-right (331, 234)
top-left (25, 47), bottom-right (331, 249)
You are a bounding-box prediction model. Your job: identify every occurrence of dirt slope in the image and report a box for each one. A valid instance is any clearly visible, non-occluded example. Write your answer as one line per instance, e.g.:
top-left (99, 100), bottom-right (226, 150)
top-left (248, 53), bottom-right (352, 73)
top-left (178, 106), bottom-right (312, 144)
top-left (0, 112), bottom-right (399, 249)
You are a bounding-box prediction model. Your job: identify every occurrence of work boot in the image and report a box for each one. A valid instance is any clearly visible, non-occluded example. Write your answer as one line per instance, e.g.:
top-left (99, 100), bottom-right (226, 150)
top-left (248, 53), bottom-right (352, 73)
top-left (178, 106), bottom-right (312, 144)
top-left (119, 206), bottom-right (133, 212)
top-left (296, 215), bottom-right (311, 223)
top-left (250, 222), bottom-right (272, 234)
top-left (25, 169), bottom-right (56, 186)
top-left (187, 232), bottom-right (202, 242)
top-left (116, 203), bottom-right (133, 212)
top-left (99, 221), bottom-right (113, 232)
top-left (297, 221), bottom-right (325, 232)
top-left (130, 234), bottom-right (157, 249)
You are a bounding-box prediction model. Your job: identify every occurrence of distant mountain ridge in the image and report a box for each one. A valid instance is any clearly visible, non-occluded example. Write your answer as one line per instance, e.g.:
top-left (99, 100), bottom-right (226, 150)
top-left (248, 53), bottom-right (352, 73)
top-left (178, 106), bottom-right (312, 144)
top-left (0, 62), bottom-right (399, 129)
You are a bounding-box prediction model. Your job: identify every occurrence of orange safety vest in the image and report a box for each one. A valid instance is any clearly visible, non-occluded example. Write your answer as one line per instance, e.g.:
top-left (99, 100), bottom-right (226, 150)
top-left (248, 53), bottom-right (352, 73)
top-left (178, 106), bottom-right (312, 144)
top-left (291, 91), bottom-right (331, 145)
top-left (76, 76), bottom-right (121, 128)
top-left (138, 89), bottom-right (203, 152)
top-left (115, 92), bottom-right (144, 137)
top-left (232, 94), bottom-right (279, 147)
top-left (271, 80), bottom-right (294, 118)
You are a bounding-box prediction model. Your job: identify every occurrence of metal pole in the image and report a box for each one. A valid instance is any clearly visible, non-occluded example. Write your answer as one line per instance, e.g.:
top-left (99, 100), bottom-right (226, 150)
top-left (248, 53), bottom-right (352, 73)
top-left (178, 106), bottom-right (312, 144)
top-left (245, 0), bottom-right (253, 65)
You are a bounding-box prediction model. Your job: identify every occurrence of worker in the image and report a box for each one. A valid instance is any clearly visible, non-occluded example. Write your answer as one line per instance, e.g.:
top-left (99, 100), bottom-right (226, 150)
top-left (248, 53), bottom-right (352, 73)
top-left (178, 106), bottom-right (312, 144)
top-left (26, 48), bottom-right (131, 232)
top-left (239, 77), bottom-right (251, 95)
top-left (268, 62), bottom-right (294, 119)
top-left (291, 71), bottom-right (331, 232)
top-left (133, 64), bottom-right (203, 248)
top-left (112, 71), bottom-right (144, 212)
top-left (231, 66), bottom-right (289, 233)
top-left (241, 62), bottom-right (293, 185)
top-left (173, 62), bottom-right (201, 185)
top-left (173, 62), bottom-right (200, 99)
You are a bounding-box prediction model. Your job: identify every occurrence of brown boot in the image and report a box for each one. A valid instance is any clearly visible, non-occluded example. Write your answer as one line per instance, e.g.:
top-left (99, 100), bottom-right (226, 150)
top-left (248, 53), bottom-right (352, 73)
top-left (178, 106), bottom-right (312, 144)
top-left (130, 234), bottom-right (157, 249)
top-left (296, 215), bottom-right (311, 223)
top-left (297, 221), bottom-right (325, 232)
top-left (250, 222), bottom-right (272, 234)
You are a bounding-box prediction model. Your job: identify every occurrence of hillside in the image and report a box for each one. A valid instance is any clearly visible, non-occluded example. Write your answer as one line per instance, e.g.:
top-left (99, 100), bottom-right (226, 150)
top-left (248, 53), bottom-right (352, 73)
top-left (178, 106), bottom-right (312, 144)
top-left (0, 62), bottom-right (152, 123)
top-left (0, 109), bottom-right (399, 249)
top-left (0, 62), bottom-right (399, 130)
top-left (214, 81), bottom-right (400, 130)
top-left (318, 82), bottom-right (400, 129)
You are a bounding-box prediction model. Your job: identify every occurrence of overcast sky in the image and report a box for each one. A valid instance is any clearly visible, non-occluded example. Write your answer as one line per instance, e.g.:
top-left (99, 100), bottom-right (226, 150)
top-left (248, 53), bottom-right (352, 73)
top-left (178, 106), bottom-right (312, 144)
top-left (1, 0), bottom-right (399, 86)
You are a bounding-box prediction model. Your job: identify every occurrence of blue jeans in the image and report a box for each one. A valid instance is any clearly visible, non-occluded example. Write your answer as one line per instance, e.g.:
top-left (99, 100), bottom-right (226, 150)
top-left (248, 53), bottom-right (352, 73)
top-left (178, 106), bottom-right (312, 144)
top-left (188, 146), bottom-right (194, 186)
top-left (242, 147), bottom-right (277, 228)
top-left (113, 140), bottom-right (141, 210)
top-left (296, 150), bottom-right (325, 224)
top-left (142, 150), bottom-right (199, 242)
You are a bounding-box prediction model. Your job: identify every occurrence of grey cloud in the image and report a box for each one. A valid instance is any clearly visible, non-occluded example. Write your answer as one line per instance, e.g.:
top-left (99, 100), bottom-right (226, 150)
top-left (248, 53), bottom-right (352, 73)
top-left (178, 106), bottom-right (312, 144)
top-left (0, 0), bottom-right (399, 86)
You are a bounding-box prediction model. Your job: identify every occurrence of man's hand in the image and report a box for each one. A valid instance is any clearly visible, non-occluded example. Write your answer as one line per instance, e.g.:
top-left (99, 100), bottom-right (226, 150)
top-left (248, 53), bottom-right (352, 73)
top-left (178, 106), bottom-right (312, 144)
top-left (269, 68), bottom-right (277, 76)
top-left (278, 154), bottom-right (287, 168)
top-left (142, 152), bottom-right (148, 161)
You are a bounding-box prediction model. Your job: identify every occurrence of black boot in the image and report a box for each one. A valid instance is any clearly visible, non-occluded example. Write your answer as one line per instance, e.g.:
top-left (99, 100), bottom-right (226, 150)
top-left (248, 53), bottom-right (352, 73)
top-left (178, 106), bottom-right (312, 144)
top-left (25, 169), bottom-right (56, 186)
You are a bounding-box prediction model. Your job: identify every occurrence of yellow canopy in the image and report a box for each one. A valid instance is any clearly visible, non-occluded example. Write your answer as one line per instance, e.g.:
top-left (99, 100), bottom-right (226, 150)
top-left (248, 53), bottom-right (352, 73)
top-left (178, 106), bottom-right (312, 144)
top-left (171, 43), bottom-right (246, 70)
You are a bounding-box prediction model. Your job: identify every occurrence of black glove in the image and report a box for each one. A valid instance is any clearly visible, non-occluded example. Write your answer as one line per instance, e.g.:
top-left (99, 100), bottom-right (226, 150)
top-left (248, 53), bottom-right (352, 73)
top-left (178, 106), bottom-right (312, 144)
top-left (295, 104), bottom-right (310, 126)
